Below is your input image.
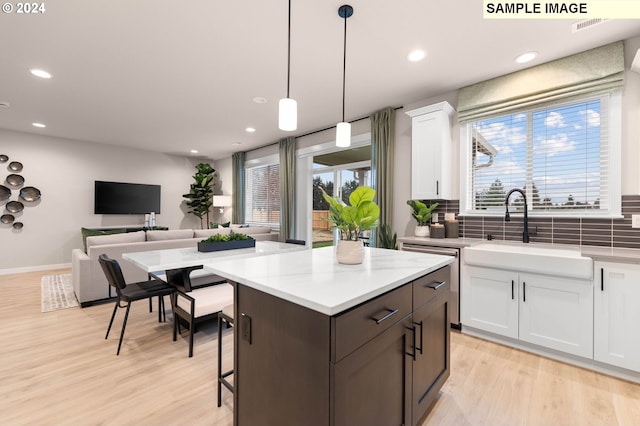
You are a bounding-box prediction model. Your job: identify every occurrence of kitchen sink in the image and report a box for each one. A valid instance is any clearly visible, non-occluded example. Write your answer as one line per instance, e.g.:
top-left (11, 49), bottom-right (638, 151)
top-left (463, 242), bottom-right (593, 280)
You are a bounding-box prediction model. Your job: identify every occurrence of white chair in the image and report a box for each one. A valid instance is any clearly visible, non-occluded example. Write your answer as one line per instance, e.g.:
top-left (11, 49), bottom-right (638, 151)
top-left (165, 265), bottom-right (233, 357)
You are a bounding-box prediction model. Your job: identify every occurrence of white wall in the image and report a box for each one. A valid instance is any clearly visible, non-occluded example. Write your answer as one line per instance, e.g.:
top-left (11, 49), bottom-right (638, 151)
top-left (0, 129), bottom-right (210, 272)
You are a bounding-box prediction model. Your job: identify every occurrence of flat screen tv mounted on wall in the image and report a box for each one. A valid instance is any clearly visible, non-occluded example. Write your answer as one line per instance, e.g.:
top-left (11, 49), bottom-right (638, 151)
top-left (94, 181), bottom-right (161, 214)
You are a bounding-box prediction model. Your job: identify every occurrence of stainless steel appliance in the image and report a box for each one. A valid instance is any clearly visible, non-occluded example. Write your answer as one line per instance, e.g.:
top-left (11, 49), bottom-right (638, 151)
top-left (400, 243), bottom-right (460, 328)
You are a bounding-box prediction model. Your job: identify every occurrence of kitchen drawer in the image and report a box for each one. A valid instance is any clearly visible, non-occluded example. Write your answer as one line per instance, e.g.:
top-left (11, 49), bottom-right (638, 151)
top-left (413, 265), bottom-right (450, 310)
top-left (332, 284), bottom-right (412, 362)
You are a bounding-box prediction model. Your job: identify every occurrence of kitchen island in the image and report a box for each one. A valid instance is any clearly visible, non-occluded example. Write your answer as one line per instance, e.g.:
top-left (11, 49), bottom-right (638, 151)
top-left (207, 246), bottom-right (453, 426)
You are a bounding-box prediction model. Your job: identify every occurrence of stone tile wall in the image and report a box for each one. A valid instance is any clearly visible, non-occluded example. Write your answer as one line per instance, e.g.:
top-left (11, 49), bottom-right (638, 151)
top-left (423, 195), bottom-right (640, 249)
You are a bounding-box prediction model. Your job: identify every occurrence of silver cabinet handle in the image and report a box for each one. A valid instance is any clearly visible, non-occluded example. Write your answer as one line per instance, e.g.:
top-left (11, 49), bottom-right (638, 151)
top-left (372, 308), bottom-right (399, 324)
top-left (427, 281), bottom-right (446, 290)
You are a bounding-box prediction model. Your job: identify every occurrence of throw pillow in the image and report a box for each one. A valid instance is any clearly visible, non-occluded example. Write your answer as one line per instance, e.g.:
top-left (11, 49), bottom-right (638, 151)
top-left (81, 227), bottom-right (126, 253)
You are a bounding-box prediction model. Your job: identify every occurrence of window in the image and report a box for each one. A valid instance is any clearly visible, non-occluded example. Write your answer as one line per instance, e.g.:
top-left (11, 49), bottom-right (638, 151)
top-left (461, 94), bottom-right (621, 217)
top-left (245, 161), bottom-right (280, 227)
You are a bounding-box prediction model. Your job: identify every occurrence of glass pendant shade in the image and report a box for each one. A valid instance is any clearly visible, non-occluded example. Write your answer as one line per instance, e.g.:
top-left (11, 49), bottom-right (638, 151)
top-left (336, 121), bottom-right (351, 147)
top-left (279, 97), bottom-right (297, 131)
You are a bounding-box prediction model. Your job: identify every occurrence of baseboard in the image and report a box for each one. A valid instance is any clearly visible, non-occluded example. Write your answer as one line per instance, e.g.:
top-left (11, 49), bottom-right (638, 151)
top-left (0, 262), bottom-right (72, 276)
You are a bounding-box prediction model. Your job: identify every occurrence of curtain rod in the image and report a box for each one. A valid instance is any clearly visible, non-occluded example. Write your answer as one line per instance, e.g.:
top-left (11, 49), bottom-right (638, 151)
top-left (247, 105), bottom-right (404, 152)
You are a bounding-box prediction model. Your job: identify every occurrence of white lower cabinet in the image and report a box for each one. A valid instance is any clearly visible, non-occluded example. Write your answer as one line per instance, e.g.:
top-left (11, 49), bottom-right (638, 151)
top-left (462, 266), bottom-right (593, 358)
top-left (461, 267), bottom-right (518, 338)
top-left (594, 261), bottom-right (640, 372)
top-left (518, 273), bottom-right (593, 358)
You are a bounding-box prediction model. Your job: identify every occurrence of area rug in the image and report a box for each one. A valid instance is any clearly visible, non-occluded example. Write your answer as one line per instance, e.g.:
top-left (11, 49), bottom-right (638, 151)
top-left (41, 273), bottom-right (79, 312)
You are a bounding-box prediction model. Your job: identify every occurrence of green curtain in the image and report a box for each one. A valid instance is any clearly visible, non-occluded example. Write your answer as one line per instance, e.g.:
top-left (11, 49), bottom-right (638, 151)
top-left (458, 41), bottom-right (624, 123)
top-left (232, 151), bottom-right (245, 224)
top-left (279, 137), bottom-right (296, 242)
top-left (371, 107), bottom-right (395, 247)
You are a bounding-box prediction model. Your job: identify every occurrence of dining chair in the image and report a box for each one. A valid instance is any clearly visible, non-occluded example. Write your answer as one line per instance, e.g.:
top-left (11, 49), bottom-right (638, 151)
top-left (217, 303), bottom-right (234, 407)
top-left (98, 254), bottom-right (175, 355)
top-left (166, 265), bottom-right (233, 357)
top-left (285, 239), bottom-right (306, 245)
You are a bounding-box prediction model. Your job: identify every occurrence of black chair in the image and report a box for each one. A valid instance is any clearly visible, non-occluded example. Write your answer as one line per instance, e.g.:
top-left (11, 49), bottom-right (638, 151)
top-left (285, 239), bottom-right (306, 245)
top-left (98, 254), bottom-right (175, 355)
top-left (217, 304), bottom-right (234, 407)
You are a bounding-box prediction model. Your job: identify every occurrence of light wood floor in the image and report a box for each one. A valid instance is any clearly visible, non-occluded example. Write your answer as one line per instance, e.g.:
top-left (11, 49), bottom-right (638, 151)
top-left (1, 268), bottom-right (639, 425)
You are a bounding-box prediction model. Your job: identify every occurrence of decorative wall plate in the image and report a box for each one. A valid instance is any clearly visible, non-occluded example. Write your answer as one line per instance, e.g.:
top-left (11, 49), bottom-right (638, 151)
top-left (19, 186), bottom-right (41, 202)
top-left (8, 161), bottom-right (23, 172)
top-left (0, 154), bottom-right (8, 163)
top-left (12, 222), bottom-right (23, 229)
top-left (6, 201), bottom-right (24, 213)
top-left (1, 214), bottom-right (14, 224)
top-left (0, 185), bottom-right (10, 201)
top-left (6, 174), bottom-right (24, 187)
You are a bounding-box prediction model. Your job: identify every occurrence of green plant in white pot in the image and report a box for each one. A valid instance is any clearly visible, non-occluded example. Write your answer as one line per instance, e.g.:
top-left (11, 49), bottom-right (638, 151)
top-left (407, 200), bottom-right (439, 237)
top-left (321, 186), bottom-right (380, 264)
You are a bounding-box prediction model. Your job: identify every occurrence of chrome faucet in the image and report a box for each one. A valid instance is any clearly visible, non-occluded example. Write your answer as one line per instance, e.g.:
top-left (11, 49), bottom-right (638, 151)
top-left (505, 188), bottom-right (532, 243)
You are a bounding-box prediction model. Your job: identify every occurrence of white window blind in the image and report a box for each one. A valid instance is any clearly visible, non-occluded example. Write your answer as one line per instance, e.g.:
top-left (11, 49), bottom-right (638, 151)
top-left (244, 162), bottom-right (280, 226)
top-left (466, 96), bottom-right (615, 216)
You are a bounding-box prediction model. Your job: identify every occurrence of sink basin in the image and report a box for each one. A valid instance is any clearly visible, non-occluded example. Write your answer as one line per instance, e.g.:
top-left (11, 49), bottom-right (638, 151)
top-left (463, 242), bottom-right (593, 280)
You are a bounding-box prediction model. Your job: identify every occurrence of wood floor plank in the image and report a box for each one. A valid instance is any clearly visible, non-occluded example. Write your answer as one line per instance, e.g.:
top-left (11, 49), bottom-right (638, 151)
top-left (1, 268), bottom-right (639, 425)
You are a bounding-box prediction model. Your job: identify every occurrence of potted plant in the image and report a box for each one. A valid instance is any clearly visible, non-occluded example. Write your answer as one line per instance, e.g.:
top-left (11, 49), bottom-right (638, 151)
top-left (407, 200), bottom-right (439, 237)
top-left (183, 163), bottom-right (218, 229)
top-left (378, 223), bottom-right (397, 250)
top-left (197, 231), bottom-right (255, 252)
top-left (321, 186), bottom-right (380, 264)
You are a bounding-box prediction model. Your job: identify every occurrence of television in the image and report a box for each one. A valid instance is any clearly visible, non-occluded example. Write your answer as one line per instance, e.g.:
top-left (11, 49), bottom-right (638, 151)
top-left (94, 181), bottom-right (161, 214)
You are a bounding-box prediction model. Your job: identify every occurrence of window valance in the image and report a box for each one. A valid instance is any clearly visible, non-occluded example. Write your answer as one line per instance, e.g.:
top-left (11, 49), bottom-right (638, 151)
top-left (457, 41), bottom-right (624, 123)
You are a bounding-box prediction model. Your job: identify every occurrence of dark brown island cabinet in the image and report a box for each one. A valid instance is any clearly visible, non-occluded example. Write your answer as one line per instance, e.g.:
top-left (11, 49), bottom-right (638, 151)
top-left (232, 264), bottom-right (451, 426)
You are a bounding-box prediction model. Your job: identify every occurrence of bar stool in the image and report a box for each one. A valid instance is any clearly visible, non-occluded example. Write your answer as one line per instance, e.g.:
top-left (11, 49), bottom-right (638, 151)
top-left (217, 304), bottom-right (234, 407)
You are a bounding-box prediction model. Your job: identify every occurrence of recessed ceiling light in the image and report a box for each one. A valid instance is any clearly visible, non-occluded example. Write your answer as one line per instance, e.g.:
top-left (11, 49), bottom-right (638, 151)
top-left (190, 149), bottom-right (199, 154)
top-left (232, 142), bottom-right (243, 146)
top-left (30, 69), bottom-right (52, 79)
top-left (32, 122), bottom-right (46, 128)
top-left (515, 51), bottom-right (538, 64)
top-left (253, 97), bottom-right (267, 104)
top-left (408, 50), bottom-right (426, 62)
top-left (245, 127), bottom-right (256, 133)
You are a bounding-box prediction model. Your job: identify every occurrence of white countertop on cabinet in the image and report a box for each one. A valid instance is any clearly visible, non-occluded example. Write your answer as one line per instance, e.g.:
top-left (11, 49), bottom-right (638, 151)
top-left (398, 236), bottom-right (481, 249)
top-left (206, 246), bottom-right (453, 316)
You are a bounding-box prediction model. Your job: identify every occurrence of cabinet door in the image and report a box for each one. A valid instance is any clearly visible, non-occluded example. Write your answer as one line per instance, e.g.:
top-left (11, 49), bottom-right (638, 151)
top-left (333, 315), bottom-right (412, 426)
top-left (461, 266), bottom-right (518, 338)
top-left (519, 273), bottom-right (593, 358)
top-left (410, 110), bottom-right (452, 200)
top-left (412, 289), bottom-right (450, 425)
top-left (594, 262), bottom-right (640, 372)
top-left (235, 284), bottom-right (331, 426)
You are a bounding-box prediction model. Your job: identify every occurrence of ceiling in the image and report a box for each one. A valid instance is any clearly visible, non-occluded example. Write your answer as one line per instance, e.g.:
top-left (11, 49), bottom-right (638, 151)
top-left (1, 1), bottom-right (639, 161)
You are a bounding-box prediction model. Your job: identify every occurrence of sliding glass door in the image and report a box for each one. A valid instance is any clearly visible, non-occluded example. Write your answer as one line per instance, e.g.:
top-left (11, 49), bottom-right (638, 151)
top-left (312, 152), bottom-right (371, 246)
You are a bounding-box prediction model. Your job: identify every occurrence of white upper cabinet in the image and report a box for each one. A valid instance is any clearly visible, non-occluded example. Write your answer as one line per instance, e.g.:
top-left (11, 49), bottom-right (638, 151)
top-left (406, 102), bottom-right (455, 200)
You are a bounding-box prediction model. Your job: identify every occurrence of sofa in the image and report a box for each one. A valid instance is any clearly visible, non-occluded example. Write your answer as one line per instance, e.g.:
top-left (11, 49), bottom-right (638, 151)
top-left (71, 226), bottom-right (277, 306)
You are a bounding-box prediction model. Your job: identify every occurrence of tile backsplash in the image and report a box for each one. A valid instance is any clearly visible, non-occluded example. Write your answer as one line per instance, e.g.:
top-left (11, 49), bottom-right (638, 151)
top-left (424, 195), bottom-right (640, 249)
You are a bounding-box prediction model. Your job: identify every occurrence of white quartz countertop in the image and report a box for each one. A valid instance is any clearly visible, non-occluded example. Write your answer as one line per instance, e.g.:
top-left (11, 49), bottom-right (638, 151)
top-left (206, 246), bottom-right (453, 316)
top-left (123, 241), bottom-right (306, 272)
top-left (399, 235), bottom-right (640, 264)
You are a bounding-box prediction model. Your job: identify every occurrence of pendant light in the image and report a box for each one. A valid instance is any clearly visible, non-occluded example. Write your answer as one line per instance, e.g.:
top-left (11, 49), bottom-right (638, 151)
top-left (279, 0), bottom-right (297, 131)
top-left (336, 4), bottom-right (353, 148)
